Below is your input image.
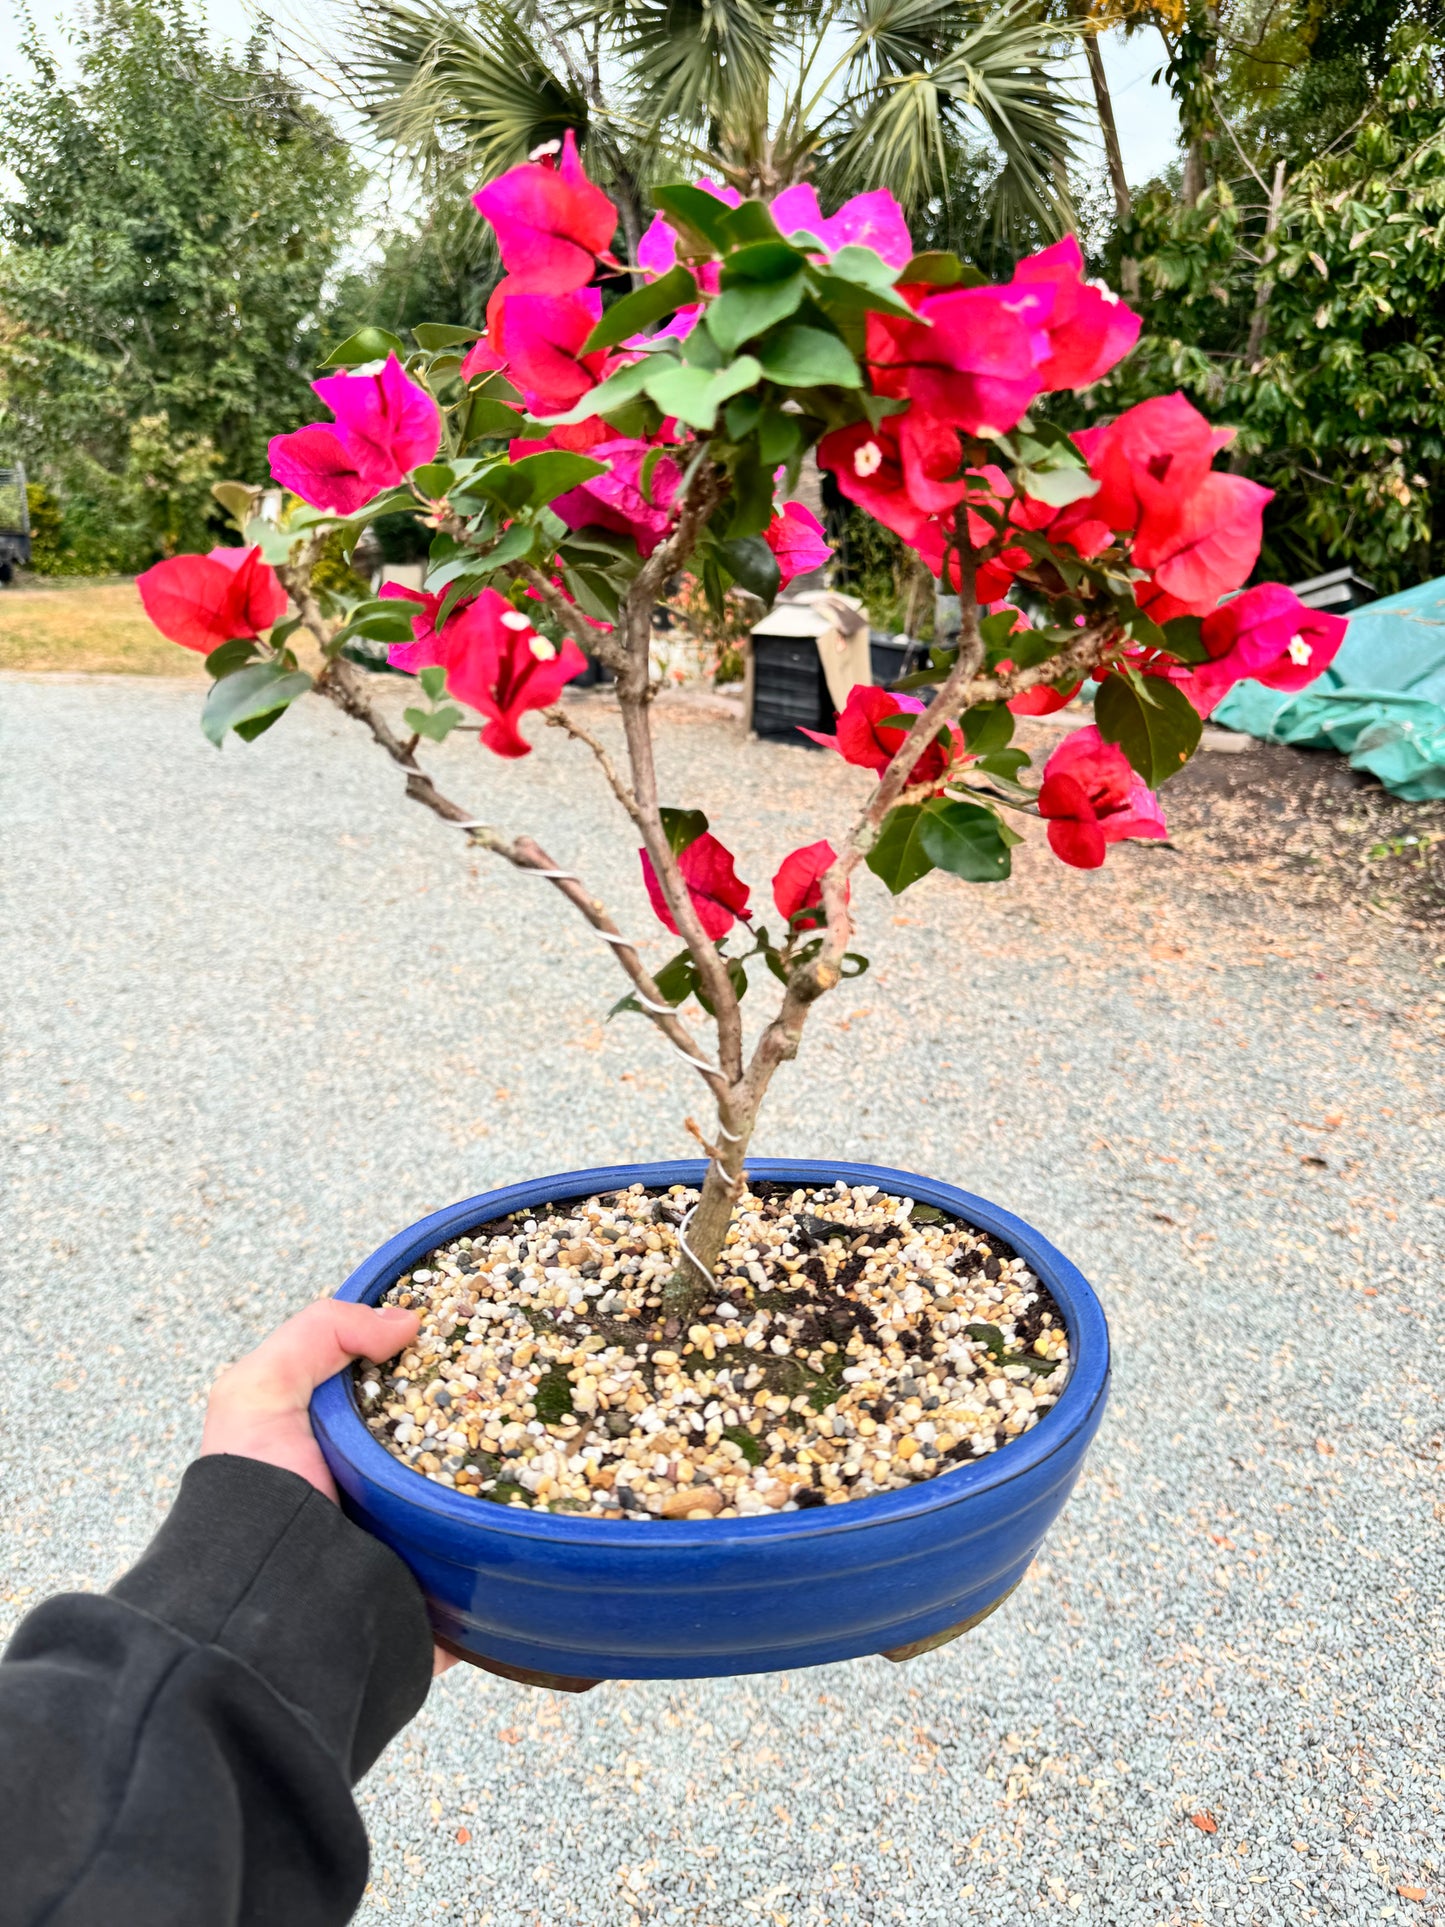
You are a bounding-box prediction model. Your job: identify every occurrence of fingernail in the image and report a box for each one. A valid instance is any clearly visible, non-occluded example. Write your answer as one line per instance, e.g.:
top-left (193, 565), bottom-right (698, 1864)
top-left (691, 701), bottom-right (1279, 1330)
top-left (377, 1306), bottom-right (417, 1323)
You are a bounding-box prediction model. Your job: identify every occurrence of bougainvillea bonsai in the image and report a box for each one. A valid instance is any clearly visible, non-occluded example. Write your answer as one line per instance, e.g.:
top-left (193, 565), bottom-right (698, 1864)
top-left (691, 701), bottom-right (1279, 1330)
top-left (139, 138), bottom-right (1348, 1358)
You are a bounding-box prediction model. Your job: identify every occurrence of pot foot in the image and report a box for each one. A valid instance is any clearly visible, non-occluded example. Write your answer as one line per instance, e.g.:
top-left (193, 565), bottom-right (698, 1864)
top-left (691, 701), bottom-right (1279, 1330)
top-left (434, 1632), bottom-right (602, 1692)
top-left (880, 1576), bottom-right (1024, 1662)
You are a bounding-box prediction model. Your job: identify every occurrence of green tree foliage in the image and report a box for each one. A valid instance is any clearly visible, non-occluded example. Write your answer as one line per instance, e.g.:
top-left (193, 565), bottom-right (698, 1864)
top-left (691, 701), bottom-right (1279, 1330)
top-left (0, 0), bottom-right (361, 567)
top-left (1096, 49), bottom-right (1445, 591)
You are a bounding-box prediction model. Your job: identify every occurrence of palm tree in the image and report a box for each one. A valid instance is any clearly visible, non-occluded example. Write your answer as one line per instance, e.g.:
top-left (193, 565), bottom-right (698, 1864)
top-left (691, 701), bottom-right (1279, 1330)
top-left (342, 0), bottom-right (1084, 260)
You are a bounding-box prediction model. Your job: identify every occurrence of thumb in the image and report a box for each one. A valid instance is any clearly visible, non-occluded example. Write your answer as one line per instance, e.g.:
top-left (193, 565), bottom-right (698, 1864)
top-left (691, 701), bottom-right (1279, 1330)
top-left (233, 1298), bottom-right (421, 1408)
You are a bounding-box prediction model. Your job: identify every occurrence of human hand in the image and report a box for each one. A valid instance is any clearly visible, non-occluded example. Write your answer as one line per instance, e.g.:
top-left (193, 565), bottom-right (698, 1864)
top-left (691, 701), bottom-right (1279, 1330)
top-left (201, 1297), bottom-right (420, 1500)
top-left (200, 1297), bottom-right (458, 1675)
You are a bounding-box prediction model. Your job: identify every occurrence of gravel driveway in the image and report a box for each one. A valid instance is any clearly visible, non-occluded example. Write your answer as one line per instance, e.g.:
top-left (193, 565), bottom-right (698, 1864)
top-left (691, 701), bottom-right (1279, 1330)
top-left (4, 670), bottom-right (1442, 1927)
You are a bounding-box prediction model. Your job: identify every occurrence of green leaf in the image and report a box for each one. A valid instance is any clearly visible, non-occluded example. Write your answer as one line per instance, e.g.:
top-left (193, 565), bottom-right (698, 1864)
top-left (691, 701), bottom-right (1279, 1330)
top-left (865, 805), bottom-right (935, 895)
top-left (404, 703), bottom-right (464, 741)
top-left (825, 245), bottom-right (899, 290)
top-left (463, 394), bottom-right (525, 441)
top-left (755, 325), bottom-right (860, 389)
top-left (660, 807), bottom-right (708, 856)
top-left (644, 357), bottom-right (761, 431)
top-left (1095, 673), bottom-right (1203, 787)
top-left (583, 265), bottom-right (699, 352)
top-left (1017, 466), bottom-right (1100, 507)
top-left (204, 637), bottom-right (261, 679)
top-left (418, 664), bottom-right (447, 701)
top-left (961, 702), bottom-right (1015, 756)
top-left (484, 451), bottom-right (607, 511)
top-left (544, 355), bottom-right (662, 425)
top-left (201, 663), bottom-right (311, 747)
top-left (319, 327), bottom-right (406, 369)
top-left (717, 534), bottom-right (779, 603)
top-left (411, 462), bottom-right (457, 498)
top-left (242, 516), bottom-right (295, 566)
top-left (413, 323), bottom-right (480, 350)
top-left (965, 1322), bottom-right (1006, 1360)
top-left (719, 201), bottom-right (783, 248)
top-left (917, 798), bottom-right (1013, 883)
top-left (1159, 616), bottom-right (1209, 663)
top-left (720, 239), bottom-right (806, 283)
top-left (652, 184), bottom-right (733, 252)
top-left (706, 273), bottom-right (805, 355)
top-left (974, 747), bottom-right (1032, 782)
top-left (898, 252), bottom-right (984, 287)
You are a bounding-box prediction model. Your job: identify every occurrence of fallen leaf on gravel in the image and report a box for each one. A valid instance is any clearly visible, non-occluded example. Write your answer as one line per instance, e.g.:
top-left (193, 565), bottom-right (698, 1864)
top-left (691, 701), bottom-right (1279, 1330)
top-left (1315, 1439), bottom-right (1336, 1455)
top-left (455, 1828), bottom-right (471, 1845)
top-left (1301, 1153), bottom-right (1329, 1167)
top-left (1398, 1887), bottom-right (1426, 1902)
top-left (1189, 1813), bottom-right (1218, 1834)
top-left (498, 1727), bottom-right (522, 1745)
top-left (1324, 1111), bottom-right (1345, 1128)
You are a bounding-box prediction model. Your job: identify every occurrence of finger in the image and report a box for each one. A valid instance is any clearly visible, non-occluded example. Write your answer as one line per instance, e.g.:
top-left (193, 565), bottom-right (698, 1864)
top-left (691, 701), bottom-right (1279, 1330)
top-left (227, 1300), bottom-right (420, 1407)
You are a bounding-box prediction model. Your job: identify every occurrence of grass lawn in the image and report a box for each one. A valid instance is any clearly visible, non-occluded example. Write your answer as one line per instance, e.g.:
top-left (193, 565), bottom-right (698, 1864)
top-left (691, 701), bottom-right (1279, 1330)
top-left (0, 577), bottom-right (205, 676)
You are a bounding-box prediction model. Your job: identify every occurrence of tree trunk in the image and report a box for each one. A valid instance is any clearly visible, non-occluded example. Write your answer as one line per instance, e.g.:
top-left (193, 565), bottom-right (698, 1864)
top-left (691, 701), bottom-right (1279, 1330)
top-left (1083, 28), bottom-right (1139, 297)
top-left (1243, 159), bottom-right (1287, 367)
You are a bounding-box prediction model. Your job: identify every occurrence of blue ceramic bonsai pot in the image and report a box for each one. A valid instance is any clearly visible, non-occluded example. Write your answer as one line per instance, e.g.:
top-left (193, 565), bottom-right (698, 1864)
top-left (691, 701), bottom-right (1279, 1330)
top-left (311, 1159), bottom-right (1109, 1685)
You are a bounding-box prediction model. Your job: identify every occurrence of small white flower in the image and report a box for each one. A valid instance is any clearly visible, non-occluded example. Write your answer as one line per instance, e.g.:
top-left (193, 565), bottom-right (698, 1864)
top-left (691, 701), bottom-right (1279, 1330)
top-left (500, 609), bottom-right (532, 630)
top-left (853, 441), bottom-right (884, 478)
top-left (974, 424), bottom-right (1002, 440)
top-left (1089, 277), bottom-right (1121, 305)
top-left (1287, 634), bottom-right (1313, 665)
top-left (528, 635), bottom-right (558, 662)
top-left (528, 138), bottom-right (562, 161)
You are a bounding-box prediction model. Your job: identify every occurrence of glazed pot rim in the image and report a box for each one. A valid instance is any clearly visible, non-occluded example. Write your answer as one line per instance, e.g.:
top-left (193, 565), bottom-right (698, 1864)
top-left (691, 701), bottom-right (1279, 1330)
top-left (311, 1157), bottom-right (1110, 1547)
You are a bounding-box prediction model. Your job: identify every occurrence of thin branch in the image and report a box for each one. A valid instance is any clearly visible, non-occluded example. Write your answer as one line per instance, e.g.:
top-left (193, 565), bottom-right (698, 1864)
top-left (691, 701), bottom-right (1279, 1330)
top-left (543, 704), bottom-right (642, 824)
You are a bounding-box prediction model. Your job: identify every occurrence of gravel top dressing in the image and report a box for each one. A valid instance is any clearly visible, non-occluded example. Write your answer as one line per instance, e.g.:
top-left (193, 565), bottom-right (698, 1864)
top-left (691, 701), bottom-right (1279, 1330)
top-left (359, 1180), bottom-right (1069, 1516)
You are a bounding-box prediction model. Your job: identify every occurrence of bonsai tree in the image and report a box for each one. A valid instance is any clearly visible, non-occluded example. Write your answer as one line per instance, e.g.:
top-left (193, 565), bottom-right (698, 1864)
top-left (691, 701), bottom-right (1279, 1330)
top-left (138, 142), bottom-right (1347, 1328)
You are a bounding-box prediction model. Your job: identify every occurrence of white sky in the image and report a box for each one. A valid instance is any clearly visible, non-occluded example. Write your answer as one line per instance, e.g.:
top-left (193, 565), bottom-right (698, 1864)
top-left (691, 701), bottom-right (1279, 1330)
top-left (1, 1), bottom-right (1183, 212)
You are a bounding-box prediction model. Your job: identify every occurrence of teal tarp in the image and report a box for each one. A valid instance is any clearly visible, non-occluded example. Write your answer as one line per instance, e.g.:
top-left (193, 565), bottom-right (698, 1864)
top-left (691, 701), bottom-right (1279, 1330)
top-left (1212, 575), bottom-right (1445, 800)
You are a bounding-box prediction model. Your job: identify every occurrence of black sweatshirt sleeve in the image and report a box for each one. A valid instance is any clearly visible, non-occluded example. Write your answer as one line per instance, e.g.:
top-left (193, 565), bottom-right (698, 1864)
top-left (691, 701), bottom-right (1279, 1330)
top-left (0, 1454), bottom-right (434, 1927)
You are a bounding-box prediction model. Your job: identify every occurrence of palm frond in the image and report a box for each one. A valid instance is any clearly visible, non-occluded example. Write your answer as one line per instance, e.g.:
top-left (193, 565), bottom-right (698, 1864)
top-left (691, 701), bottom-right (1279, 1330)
top-left (823, 0), bottom-right (1081, 239)
top-left (577, 0), bottom-right (778, 161)
top-left (348, 0), bottom-right (588, 180)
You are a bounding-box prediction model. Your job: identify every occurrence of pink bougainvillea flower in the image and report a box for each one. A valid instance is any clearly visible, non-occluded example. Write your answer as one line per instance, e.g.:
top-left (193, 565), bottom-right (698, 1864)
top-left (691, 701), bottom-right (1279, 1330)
top-left (494, 286), bottom-right (606, 414)
top-left (1133, 470), bottom-right (1273, 612)
top-left (459, 279), bottom-right (512, 384)
top-left (641, 832), bottom-right (752, 941)
top-left (895, 407), bottom-right (973, 516)
top-left (802, 684), bottom-right (960, 786)
top-left (764, 502), bottom-right (832, 586)
top-left (1178, 582), bottom-right (1348, 716)
top-left (380, 581), bottom-right (454, 673)
top-left (867, 283), bottom-right (1054, 436)
top-left (770, 184), bottom-right (913, 269)
top-left (1085, 392), bottom-right (1234, 537)
top-left (472, 130), bottom-right (618, 293)
top-left (540, 437), bottom-right (682, 558)
top-left (426, 587), bottom-right (588, 758)
top-left (137, 546), bottom-right (288, 653)
top-left (772, 839), bottom-right (846, 927)
top-left (817, 417), bottom-right (931, 546)
top-left (1037, 726), bottom-right (1168, 868)
top-left (1011, 237), bottom-right (1141, 391)
top-left (269, 354), bottom-right (442, 514)
top-left (267, 425), bottom-right (377, 517)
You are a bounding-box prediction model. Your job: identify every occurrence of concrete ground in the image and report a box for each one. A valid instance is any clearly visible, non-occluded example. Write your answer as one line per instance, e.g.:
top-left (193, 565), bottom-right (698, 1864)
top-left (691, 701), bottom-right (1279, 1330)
top-left (3, 671), bottom-right (1442, 1926)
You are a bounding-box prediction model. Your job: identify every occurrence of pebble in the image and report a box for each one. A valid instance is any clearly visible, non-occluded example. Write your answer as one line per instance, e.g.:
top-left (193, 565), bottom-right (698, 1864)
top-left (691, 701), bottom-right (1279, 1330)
top-left (358, 1183), bottom-right (1069, 1517)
